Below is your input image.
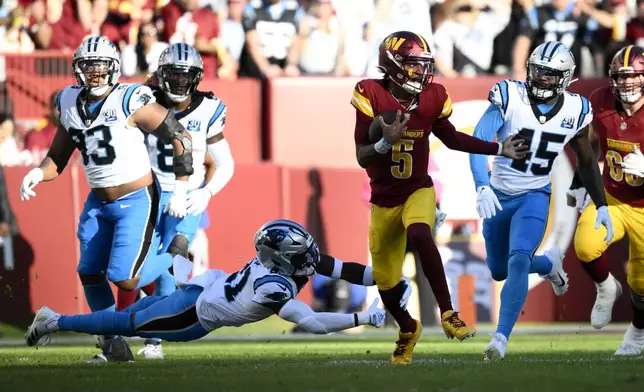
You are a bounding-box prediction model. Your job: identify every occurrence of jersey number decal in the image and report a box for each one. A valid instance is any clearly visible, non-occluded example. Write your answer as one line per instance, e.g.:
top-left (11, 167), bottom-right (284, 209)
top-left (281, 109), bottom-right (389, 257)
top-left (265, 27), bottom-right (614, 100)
top-left (156, 139), bottom-right (174, 172)
top-left (224, 263), bottom-right (252, 302)
top-left (606, 150), bottom-right (644, 187)
top-left (391, 139), bottom-right (414, 179)
top-left (69, 126), bottom-right (116, 166)
top-left (510, 128), bottom-right (565, 175)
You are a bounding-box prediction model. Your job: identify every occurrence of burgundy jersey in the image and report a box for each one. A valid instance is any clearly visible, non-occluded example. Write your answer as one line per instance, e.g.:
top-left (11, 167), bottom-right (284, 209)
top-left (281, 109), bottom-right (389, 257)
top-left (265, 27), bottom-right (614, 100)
top-left (590, 85), bottom-right (644, 207)
top-left (352, 79), bottom-right (453, 207)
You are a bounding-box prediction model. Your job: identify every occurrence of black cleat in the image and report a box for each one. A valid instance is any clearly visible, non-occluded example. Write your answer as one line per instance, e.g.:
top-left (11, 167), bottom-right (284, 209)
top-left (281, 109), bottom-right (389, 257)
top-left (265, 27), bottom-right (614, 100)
top-left (84, 336), bottom-right (135, 364)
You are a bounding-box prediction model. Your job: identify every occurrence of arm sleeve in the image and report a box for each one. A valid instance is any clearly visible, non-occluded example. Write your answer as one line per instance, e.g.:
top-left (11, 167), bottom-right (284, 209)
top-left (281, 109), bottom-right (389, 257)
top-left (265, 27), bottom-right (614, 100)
top-left (207, 101), bottom-right (227, 138)
top-left (278, 299), bottom-right (359, 334)
top-left (124, 84), bottom-right (157, 117)
top-left (204, 140), bottom-right (234, 196)
top-left (315, 253), bottom-right (374, 286)
top-left (469, 104), bottom-right (506, 189)
top-left (433, 118), bottom-right (500, 155)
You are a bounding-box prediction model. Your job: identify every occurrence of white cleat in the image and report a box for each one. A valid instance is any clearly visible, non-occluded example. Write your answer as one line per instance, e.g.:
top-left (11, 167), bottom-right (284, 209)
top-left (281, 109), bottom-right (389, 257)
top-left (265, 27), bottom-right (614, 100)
top-left (591, 274), bottom-right (623, 329)
top-left (614, 324), bottom-right (644, 356)
top-left (483, 333), bottom-right (507, 362)
top-left (541, 248), bottom-right (568, 296)
top-left (137, 340), bottom-right (165, 359)
top-left (25, 306), bottom-right (60, 346)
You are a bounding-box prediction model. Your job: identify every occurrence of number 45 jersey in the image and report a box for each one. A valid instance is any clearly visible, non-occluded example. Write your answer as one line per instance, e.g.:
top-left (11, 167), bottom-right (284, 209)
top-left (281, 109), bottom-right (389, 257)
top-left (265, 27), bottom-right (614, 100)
top-left (57, 83), bottom-right (155, 188)
top-left (146, 90), bottom-right (226, 192)
top-left (488, 80), bottom-right (593, 195)
top-left (185, 258), bottom-right (306, 331)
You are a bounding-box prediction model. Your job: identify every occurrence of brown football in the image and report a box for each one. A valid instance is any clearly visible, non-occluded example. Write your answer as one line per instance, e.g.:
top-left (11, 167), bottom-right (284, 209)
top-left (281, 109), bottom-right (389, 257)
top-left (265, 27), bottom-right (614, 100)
top-left (368, 110), bottom-right (400, 143)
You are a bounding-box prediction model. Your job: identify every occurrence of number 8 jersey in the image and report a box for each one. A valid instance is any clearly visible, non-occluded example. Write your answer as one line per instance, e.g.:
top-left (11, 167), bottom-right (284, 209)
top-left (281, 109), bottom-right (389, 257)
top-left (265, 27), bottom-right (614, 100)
top-left (488, 80), bottom-right (593, 195)
top-left (57, 83), bottom-right (155, 188)
top-left (146, 91), bottom-right (226, 192)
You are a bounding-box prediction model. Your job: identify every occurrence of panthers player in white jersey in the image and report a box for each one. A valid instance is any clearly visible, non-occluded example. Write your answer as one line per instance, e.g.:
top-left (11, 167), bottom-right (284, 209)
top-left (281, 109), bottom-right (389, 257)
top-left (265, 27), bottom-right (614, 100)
top-left (126, 43), bottom-right (234, 359)
top-left (25, 220), bottom-right (398, 347)
top-left (18, 36), bottom-right (195, 363)
top-left (468, 41), bottom-right (614, 361)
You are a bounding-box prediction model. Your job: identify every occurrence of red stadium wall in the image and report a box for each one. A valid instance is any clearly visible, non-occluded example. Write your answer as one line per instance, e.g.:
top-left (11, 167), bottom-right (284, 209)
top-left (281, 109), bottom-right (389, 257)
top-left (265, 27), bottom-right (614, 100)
top-left (0, 68), bottom-right (631, 327)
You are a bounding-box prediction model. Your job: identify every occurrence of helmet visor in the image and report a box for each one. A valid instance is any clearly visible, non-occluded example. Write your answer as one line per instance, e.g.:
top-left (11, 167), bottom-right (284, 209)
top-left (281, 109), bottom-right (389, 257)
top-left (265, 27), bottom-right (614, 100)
top-left (76, 59), bottom-right (111, 88)
top-left (160, 66), bottom-right (201, 97)
top-left (528, 65), bottom-right (563, 90)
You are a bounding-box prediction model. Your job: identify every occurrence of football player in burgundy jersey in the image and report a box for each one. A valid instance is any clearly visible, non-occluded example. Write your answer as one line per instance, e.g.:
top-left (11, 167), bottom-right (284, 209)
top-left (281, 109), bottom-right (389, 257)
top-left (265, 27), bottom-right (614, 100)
top-left (568, 45), bottom-right (644, 355)
top-left (351, 30), bottom-right (527, 365)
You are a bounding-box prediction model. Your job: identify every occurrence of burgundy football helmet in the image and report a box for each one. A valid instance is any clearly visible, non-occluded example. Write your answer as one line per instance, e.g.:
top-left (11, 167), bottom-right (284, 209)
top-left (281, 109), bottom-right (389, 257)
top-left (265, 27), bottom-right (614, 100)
top-left (609, 45), bottom-right (644, 104)
top-left (377, 31), bottom-right (434, 95)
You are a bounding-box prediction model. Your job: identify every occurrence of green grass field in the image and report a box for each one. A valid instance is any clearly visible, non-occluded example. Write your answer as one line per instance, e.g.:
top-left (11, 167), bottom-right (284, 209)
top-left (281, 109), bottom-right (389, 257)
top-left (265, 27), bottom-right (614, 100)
top-left (0, 322), bottom-right (642, 392)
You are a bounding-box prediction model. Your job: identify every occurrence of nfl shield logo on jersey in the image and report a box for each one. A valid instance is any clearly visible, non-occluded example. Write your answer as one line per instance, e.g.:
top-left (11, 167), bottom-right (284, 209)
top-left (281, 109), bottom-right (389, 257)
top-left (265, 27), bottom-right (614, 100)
top-left (103, 109), bottom-right (117, 123)
top-left (560, 116), bottom-right (574, 130)
top-left (187, 120), bottom-right (201, 132)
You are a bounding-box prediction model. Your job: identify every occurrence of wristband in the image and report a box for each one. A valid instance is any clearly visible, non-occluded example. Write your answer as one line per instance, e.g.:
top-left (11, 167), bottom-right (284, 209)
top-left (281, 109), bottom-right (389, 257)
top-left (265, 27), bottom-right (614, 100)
top-left (353, 313), bottom-right (359, 327)
top-left (496, 142), bottom-right (503, 156)
top-left (374, 138), bottom-right (393, 154)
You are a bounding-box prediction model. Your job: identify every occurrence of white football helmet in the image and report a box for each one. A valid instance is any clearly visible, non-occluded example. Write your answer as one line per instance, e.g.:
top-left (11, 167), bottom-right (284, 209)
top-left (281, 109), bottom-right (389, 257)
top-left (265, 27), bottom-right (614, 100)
top-left (526, 41), bottom-right (576, 102)
top-left (72, 36), bottom-right (121, 97)
top-left (157, 43), bottom-right (204, 103)
top-left (253, 219), bottom-right (320, 277)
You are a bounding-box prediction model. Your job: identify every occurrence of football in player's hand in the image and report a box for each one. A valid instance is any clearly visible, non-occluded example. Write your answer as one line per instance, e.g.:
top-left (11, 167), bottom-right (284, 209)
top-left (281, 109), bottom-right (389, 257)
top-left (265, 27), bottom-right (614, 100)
top-left (369, 111), bottom-right (400, 142)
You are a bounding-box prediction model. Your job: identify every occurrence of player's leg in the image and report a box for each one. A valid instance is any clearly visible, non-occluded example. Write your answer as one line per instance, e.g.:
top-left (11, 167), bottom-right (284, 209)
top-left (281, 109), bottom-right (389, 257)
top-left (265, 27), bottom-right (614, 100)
top-left (403, 187), bottom-right (475, 341)
top-left (615, 205), bottom-right (644, 355)
top-left (106, 182), bottom-right (171, 291)
top-left (574, 195), bottom-right (626, 328)
top-left (27, 286), bottom-right (209, 346)
top-left (155, 212), bottom-right (198, 295)
top-left (369, 203), bottom-right (419, 364)
top-left (486, 191), bottom-right (550, 361)
top-left (481, 199), bottom-right (512, 283)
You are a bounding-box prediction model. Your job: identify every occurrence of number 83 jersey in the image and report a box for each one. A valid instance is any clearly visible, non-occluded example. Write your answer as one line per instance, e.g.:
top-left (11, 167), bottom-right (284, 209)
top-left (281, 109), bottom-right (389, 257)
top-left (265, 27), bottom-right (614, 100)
top-left (57, 83), bottom-right (155, 188)
top-left (488, 80), bottom-right (593, 195)
top-left (146, 91), bottom-right (226, 192)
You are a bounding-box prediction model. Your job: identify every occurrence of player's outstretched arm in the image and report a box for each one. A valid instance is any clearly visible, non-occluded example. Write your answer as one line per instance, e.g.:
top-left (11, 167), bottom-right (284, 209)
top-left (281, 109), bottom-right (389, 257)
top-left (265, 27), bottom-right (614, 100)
top-left (316, 254), bottom-right (412, 310)
top-left (20, 126), bottom-right (76, 200)
top-left (277, 298), bottom-right (385, 334)
top-left (469, 104), bottom-right (505, 189)
top-left (433, 117), bottom-right (527, 158)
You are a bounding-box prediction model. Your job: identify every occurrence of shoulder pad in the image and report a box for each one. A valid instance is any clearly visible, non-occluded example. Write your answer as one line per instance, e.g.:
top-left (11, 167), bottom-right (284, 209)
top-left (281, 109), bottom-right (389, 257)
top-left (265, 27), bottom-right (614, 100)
top-left (351, 80), bottom-right (375, 118)
top-left (252, 275), bottom-right (296, 305)
top-left (488, 80), bottom-right (512, 115)
top-left (123, 84), bottom-right (156, 117)
top-left (577, 95), bottom-right (593, 131)
top-left (206, 99), bottom-right (227, 137)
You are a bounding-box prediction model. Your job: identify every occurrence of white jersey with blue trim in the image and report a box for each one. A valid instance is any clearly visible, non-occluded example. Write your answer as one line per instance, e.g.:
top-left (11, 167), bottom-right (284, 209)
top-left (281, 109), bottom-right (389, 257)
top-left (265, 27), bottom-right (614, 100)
top-left (487, 80), bottom-right (593, 195)
top-left (57, 83), bottom-right (155, 188)
top-left (189, 258), bottom-right (303, 331)
top-left (147, 93), bottom-right (226, 192)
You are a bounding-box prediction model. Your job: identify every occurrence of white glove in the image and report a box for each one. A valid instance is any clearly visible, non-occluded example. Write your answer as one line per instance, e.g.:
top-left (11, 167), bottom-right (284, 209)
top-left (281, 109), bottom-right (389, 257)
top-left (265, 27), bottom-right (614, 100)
top-left (362, 298), bottom-right (385, 328)
top-left (20, 168), bottom-right (44, 201)
top-left (595, 206), bottom-right (614, 244)
top-left (186, 188), bottom-right (212, 216)
top-left (165, 181), bottom-right (189, 218)
top-left (566, 188), bottom-right (591, 211)
top-left (621, 145), bottom-right (644, 177)
top-left (399, 277), bottom-right (412, 311)
top-left (434, 207), bottom-right (447, 230)
top-left (476, 186), bottom-right (502, 219)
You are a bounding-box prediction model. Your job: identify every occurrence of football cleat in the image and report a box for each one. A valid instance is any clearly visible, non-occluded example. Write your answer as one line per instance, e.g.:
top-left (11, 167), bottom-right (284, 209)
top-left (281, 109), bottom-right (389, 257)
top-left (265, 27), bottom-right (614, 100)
top-left (441, 310), bottom-right (476, 341)
top-left (591, 274), bottom-right (622, 329)
top-left (84, 336), bottom-right (135, 363)
top-left (483, 333), bottom-right (508, 362)
top-left (391, 319), bottom-right (422, 365)
top-left (137, 339), bottom-right (165, 359)
top-left (541, 247), bottom-right (568, 296)
top-left (614, 324), bottom-right (644, 356)
top-left (25, 306), bottom-right (60, 346)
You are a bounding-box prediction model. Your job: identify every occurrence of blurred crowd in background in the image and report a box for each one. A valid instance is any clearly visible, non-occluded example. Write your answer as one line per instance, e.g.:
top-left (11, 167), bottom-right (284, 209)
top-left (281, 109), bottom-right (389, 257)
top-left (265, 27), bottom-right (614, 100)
top-left (0, 0), bottom-right (642, 166)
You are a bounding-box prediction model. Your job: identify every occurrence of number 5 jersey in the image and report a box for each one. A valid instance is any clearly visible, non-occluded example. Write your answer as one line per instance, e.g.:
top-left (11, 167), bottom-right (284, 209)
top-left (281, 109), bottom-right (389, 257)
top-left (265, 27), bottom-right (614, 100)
top-left (487, 80), bottom-right (593, 195)
top-left (58, 83), bottom-right (155, 188)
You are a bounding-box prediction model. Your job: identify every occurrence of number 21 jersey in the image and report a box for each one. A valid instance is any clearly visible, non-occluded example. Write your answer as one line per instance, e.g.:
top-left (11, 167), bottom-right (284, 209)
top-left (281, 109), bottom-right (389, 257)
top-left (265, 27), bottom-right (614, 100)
top-left (57, 83), bottom-right (155, 188)
top-left (487, 80), bottom-right (593, 195)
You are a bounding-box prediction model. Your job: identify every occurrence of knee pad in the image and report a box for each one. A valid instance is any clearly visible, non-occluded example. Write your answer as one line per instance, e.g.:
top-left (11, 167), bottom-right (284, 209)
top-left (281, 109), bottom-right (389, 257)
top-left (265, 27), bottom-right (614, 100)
top-left (406, 223), bottom-right (432, 245)
top-left (631, 290), bottom-right (644, 310)
top-left (490, 270), bottom-right (507, 282)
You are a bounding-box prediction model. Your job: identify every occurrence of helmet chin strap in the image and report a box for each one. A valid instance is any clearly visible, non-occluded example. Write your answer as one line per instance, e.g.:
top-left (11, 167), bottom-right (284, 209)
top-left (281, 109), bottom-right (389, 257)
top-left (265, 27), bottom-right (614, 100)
top-left (621, 91), bottom-right (642, 104)
top-left (88, 84), bottom-right (110, 97)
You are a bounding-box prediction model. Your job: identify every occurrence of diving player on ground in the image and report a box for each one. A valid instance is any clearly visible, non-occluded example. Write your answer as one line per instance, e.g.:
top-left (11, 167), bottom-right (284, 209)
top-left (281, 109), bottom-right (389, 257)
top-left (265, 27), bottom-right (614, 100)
top-left (352, 30), bottom-right (528, 365)
top-left (116, 43), bottom-right (235, 359)
top-left (469, 42), bottom-right (613, 361)
top-left (568, 45), bottom-right (644, 355)
top-left (25, 220), bottom-right (393, 347)
top-left (19, 36), bottom-right (194, 363)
